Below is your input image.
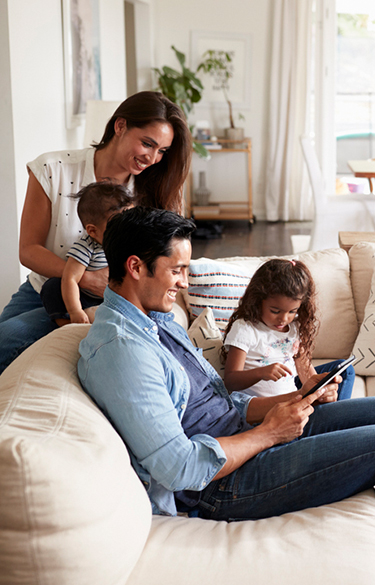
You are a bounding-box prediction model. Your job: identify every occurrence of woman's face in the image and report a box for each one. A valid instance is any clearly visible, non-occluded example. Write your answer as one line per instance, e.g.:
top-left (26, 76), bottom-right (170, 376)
top-left (114, 119), bottom-right (174, 176)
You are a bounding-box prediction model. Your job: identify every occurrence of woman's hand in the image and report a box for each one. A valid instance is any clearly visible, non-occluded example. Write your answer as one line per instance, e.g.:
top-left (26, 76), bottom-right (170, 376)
top-left (79, 267), bottom-right (109, 298)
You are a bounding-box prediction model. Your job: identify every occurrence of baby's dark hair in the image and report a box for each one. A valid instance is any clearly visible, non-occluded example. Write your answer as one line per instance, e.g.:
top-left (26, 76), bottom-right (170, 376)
top-left (222, 258), bottom-right (319, 364)
top-left (70, 181), bottom-right (133, 228)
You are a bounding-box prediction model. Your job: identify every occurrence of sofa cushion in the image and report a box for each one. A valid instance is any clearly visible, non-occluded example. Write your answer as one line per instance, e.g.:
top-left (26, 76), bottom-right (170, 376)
top-left (184, 249), bottom-right (358, 359)
top-left (187, 307), bottom-right (224, 377)
top-left (349, 241), bottom-right (375, 326)
top-left (0, 325), bottom-right (151, 585)
top-left (126, 490), bottom-right (375, 585)
top-left (183, 258), bottom-right (253, 330)
top-left (353, 261), bottom-right (375, 376)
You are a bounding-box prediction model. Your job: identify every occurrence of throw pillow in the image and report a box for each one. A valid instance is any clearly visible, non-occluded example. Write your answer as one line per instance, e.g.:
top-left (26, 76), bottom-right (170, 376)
top-left (183, 258), bottom-right (254, 331)
top-left (187, 307), bottom-right (224, 377)
top-left (353, 262), bottom-right (375, 375)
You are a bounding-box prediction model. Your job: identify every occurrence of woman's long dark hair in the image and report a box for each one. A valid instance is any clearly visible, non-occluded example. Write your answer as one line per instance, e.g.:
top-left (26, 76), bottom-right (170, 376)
top-left (222, 259), bottom-right (320, 365)
top-left (95, 91), bottom-right (192, 214)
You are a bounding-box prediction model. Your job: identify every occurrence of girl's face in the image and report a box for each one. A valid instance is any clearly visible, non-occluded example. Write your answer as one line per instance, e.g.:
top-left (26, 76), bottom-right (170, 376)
top-left (261, 295), bottom-right (302, 333)
top-left (113, 119), bottom-right (174, 176)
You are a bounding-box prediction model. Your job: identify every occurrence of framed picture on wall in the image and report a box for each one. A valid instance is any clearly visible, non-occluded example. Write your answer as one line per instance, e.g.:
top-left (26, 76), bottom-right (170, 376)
top-left (62, 0), bottom-right (102, 128)
top-left (190, 30), bottom-right (251, 109)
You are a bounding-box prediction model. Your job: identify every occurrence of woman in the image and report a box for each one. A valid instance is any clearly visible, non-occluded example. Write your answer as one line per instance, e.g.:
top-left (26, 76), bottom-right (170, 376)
top-left (0, 91), bottom-right (192, 374)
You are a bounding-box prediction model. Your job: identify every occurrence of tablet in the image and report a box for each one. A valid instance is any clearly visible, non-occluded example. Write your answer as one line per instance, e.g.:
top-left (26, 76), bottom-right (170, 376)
top-left (303, 355), bottom-right (356, 398)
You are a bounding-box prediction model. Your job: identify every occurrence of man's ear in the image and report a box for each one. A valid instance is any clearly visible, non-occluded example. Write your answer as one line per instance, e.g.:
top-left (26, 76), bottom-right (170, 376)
top-left (126, 255), bottom-right (143, 280)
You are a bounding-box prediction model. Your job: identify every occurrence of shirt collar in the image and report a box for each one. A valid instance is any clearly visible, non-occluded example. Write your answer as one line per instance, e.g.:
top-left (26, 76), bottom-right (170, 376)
top-left (103, 286), bottom-right (175, 327)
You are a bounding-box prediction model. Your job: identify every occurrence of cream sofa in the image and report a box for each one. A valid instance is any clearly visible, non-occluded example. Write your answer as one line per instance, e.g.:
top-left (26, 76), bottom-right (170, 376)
top-left (1, 243), bottom-right (375, 585)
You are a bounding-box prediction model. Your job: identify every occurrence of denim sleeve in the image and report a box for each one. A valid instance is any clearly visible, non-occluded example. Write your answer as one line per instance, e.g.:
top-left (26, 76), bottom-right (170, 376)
top-left (78, 335), bottom-right (227, 492)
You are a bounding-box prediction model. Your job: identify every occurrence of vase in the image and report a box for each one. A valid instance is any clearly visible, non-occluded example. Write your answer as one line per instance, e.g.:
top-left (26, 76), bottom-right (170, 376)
top-left (225, 127), bottom-right (244, 148)
top-left (194, 171), bottom-right (211, 206)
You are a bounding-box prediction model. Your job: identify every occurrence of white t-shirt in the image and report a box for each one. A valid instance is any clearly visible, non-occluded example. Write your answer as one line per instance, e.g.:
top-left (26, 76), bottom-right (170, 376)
top-left (26, 148), bottom-right (134, 293)
top-left (224, 319), bottom-right (300, 397)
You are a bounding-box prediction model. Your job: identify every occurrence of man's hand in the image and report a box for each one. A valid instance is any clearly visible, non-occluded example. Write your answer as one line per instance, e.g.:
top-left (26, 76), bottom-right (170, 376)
top-left (261, 389), bottom-right (326, 444)
top-left (261, 362), bottom-right (293, 382)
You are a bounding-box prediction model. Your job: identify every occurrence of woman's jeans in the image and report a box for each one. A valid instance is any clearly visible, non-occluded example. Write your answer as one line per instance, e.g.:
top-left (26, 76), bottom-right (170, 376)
top-left (198, 397), bottom-right (375, 521)
top-left (0, 280), bottom-right (57, 374)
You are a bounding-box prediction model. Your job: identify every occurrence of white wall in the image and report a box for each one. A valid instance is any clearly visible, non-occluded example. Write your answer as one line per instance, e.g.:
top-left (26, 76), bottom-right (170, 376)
top-left (152, 0), bottom-right (272, 218)
top-left (0, 0), bottom-right (126, 312)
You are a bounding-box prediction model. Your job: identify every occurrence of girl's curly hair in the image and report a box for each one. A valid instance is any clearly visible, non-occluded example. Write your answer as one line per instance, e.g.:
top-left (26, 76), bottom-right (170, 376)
top-left (221, 259), bottom-right (320, 368)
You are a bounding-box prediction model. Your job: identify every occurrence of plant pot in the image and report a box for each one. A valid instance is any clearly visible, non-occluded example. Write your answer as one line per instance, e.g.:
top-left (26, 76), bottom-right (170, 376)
top-left (225, 127), bottom-right (244, 148)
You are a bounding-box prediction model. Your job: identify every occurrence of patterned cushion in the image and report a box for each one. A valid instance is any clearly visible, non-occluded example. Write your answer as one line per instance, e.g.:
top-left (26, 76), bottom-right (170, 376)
top-left (183, 258), bottom-right (254, 331)
top-left (187, 308), bottom-right (224, 377)
top-left (353, 261), bottom-right (375, 375)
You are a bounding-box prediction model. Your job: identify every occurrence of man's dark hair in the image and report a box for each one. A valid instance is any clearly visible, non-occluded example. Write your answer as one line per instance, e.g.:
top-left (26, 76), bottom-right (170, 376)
top-left (70, 181), bottom-right (133, 227)
top-left (103, 206), bottom-right (196, 285)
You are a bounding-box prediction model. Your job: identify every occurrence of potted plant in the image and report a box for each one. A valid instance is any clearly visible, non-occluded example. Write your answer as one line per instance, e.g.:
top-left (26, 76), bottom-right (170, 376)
top-left (197, 49), bottom-right (245, 144)
top-left (153, 46), bottom-right (210, 159)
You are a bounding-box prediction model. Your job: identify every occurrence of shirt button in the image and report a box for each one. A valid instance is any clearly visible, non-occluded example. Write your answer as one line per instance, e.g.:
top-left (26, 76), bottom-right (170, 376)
top-left (181, 404), bottom-right (186, 410)
top-left (180, 365), bottom-right (184, 371)
top-left (152, 325), bottom-right (157, 331)
top-left (202, 481), bottom-right (207, 486)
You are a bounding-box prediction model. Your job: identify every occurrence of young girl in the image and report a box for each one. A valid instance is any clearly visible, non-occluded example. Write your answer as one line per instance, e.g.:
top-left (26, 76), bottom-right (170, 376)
top-left (223, 258), bottom-right (354, 400)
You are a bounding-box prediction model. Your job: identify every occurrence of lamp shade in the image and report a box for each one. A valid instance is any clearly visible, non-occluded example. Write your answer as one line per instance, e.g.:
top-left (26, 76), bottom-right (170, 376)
top-left (83, 100), bottom-right (122, 147)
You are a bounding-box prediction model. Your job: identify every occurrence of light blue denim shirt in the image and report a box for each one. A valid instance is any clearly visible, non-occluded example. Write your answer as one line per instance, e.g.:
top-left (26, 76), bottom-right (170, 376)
top-left (78, 286), bottom-right (253, 516)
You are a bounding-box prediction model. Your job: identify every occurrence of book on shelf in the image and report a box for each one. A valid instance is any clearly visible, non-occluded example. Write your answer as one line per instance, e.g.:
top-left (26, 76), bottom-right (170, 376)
top-left (200, 142), bottom-right (223, 150)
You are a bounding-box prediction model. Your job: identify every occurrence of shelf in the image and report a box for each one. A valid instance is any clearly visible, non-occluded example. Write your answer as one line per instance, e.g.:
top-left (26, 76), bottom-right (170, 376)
top-left (185, 138), bottom-right (253, 223)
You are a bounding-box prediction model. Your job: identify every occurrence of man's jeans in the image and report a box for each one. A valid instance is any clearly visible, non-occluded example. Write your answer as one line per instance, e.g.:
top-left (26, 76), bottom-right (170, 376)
top-left (0, 280), bottom-right (57, 374)
top-left (198, 397), bottom-right (375, 521)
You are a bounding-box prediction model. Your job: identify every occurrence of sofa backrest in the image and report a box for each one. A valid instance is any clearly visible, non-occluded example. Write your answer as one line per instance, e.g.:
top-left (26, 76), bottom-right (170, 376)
top-left (180, 248), bottom-right (359, 360)
top-left (0, 325), bottom-right (151, 585)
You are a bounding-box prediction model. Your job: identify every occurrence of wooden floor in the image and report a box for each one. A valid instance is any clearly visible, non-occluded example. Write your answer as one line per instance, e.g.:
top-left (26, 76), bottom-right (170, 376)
top-left (191, 220), bottom-right (312, 259)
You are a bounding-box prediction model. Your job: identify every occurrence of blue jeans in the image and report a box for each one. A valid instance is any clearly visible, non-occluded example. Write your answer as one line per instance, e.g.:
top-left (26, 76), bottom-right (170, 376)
top-left (40, 277), bottom-right (102, 320)
top-left (198, 397), bottom-right (375, 521)
top-left (0, 280), bottom-right (58, 374)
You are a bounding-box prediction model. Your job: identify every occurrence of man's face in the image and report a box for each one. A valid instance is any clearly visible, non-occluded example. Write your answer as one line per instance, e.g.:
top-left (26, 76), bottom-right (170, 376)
top-left (137, 237), bottom-right (191, 314)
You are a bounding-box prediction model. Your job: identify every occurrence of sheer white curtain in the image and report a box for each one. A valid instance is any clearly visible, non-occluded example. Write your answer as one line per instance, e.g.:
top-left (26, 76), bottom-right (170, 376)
top-left (265, 0), bottom-right (314, 221)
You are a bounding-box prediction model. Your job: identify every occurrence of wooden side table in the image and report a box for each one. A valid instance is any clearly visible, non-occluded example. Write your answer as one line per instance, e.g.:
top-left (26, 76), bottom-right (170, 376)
top-left (184, 138), bottom-right (254, 225)
top-left (338, 231), bottom-right (375, 253)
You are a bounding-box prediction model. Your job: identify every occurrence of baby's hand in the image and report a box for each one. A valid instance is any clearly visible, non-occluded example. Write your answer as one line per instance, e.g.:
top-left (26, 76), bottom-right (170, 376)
top-left (69, 309), bottom-right (90, 324)
top-left (262, 363), bottom-right (293, 382)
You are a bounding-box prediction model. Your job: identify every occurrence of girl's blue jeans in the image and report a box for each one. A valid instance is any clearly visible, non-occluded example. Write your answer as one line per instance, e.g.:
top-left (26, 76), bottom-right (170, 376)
top-left (0, 280), bottom-right (57, 374)
top-left (198, 397), bottom-right (375, 521)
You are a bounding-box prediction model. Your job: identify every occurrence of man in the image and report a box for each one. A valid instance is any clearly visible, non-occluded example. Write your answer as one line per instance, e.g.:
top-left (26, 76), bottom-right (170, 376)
top-left (78, 207), bottom-right (375, 520)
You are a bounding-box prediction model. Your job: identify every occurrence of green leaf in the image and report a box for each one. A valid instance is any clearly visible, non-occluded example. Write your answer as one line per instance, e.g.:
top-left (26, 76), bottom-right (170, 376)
top-left (171, 45), bottom-right (186, 68)
top-left (193, 141), bottom-right (211, 160)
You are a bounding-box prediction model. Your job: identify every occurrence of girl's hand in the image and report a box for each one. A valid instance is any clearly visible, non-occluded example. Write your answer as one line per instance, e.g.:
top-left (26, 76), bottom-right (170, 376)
top-left (79, 267), bottom-right (109, 298)
top-left (262, 362), bottom-right (293, 382)
top-left (314, 375), bottom-right (341, 403)
top-left (298, 373), bottom-right (341, 404)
